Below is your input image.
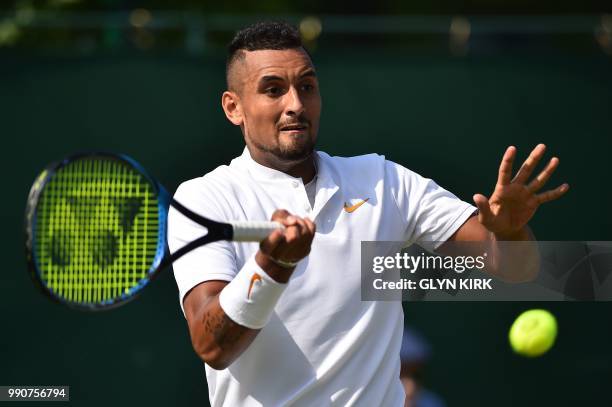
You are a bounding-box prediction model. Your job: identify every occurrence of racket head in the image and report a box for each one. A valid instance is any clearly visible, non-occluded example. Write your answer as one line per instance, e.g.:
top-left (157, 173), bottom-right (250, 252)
top-left (24, 152), bottom-right (170, 311)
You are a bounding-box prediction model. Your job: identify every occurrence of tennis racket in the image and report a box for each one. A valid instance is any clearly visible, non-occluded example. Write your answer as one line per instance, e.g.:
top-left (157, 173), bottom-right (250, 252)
top-left (24, 152), bottom-right (282, 311)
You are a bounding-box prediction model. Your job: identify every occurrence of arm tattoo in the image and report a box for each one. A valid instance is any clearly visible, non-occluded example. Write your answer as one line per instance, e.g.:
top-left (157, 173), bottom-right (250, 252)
top-left (203, 309), bottom-right (245, 349)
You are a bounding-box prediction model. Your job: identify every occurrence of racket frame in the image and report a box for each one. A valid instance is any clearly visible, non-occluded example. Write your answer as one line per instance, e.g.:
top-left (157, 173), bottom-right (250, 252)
top-left (25, 152), bottom-right (276, 311)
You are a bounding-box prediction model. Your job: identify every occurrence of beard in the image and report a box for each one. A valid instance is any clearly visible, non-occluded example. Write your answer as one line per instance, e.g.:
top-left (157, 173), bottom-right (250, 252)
top-left (248, 131), bottom-right (316, 162)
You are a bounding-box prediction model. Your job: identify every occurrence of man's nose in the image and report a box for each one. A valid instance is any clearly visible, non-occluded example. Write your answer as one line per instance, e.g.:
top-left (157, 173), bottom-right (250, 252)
top-left (284, 86), bottom-right (305, 117)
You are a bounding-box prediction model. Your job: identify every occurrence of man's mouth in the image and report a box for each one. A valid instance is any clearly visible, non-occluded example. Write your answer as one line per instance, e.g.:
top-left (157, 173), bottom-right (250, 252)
top-left (279, 124), bottom-right (308, 132)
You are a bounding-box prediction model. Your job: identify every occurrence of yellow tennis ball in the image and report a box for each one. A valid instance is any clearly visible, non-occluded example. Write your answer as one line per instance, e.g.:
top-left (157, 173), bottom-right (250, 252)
top-left (509, 309), bottom-right (557, 357)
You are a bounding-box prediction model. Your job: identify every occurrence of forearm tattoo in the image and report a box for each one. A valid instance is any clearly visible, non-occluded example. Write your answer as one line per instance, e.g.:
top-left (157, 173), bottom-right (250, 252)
top-left (203, 309), bottom-right (245, 349)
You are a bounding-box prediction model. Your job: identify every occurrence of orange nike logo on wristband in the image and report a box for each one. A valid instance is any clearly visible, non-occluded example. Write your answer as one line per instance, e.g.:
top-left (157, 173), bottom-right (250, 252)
top-left (343, 198), bottom-right (369, 213)
top-left (247, 273), bottom-right (262, 299)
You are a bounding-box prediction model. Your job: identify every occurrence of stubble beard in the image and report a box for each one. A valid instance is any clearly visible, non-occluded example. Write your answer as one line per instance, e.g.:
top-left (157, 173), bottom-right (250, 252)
top-left (249, 131), bottom-right (316, 162)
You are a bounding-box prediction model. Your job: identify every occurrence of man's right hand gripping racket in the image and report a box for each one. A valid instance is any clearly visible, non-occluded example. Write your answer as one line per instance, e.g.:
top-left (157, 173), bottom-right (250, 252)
top-left (24, 153), bottom-right (282, 311)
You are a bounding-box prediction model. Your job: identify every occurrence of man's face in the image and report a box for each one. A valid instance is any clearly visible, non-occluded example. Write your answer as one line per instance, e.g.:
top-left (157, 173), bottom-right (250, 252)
top-left (226, 48), bottom-right (321, 162)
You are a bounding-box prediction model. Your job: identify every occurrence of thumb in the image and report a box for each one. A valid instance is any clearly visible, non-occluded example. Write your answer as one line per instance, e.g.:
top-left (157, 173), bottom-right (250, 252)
top-left (260, 228), bottom-right (286, 256)
top-left (472, 194), bottom-right (493, 224)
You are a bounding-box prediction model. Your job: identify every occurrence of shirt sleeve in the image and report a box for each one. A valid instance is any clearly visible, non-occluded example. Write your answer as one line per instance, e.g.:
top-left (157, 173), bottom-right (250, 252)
top-left (167, 178), bottom-right (237, 315)
top-left (385, 160), bottom-right (476, 252)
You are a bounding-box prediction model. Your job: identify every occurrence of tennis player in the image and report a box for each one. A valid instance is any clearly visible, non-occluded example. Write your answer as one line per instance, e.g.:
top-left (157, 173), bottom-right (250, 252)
top-left (168, 21), bottom-right (568, 407)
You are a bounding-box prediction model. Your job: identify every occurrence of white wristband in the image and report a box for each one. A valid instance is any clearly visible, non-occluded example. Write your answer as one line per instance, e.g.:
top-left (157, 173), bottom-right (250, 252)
top-left (218, 255), bottom-right (288, 329)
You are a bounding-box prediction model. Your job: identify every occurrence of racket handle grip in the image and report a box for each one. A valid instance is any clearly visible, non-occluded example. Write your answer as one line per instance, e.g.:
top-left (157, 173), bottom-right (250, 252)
top-left (230, 221), bottom-right (284, 242)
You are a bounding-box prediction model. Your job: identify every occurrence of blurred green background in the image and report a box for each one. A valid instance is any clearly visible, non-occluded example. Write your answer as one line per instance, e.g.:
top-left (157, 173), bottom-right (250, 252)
top-left (1, 1), bottom-right (612, 406)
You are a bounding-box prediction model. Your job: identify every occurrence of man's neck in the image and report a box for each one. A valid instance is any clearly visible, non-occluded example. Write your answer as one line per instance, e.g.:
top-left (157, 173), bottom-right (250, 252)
top-left (248, 148), bottom-right (316, 184)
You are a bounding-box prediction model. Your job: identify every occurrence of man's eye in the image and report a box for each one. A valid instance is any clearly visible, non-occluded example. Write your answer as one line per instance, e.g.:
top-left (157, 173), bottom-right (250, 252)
top-left (266, 87), bottom-right (282, 95)
top-left (302, 84), bottom-right (315, 92)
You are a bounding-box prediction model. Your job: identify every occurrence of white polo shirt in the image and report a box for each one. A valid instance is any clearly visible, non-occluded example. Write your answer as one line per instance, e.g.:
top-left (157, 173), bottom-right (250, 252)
top-left (168, 148), bottom-right (475, 407)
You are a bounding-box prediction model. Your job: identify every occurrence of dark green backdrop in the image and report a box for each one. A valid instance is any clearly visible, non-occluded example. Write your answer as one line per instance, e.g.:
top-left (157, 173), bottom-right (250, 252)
top-left (2, 47), bottom-right (611, 406)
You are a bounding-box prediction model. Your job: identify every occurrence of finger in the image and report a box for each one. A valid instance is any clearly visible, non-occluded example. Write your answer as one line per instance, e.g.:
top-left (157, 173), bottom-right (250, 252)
top-left (497, 146), bottom-right (516, 186)
top-left (290, 218), bottom-right (308, 239)
top-left (295, 217), bottom-right (308, 233)
top-left (473, 194), bottom-right (494, 224)
top-left (536, 183), bottom-right (569, 204)
top-left (283, 220), bottom-right (303, 243)
top-left (296, 218), bottom-right (314, 242)
top-left (282, 215), bottom-right (299, 228)
top-left (527, 156), bottom-right (559, 193)
top-left (303, 217), bottom-right (316, 237)
top-left (260, 228), bottom-right (286, 254)
top-left (512, 143), bottom-right (546, 184)
top-left (271, 209), bottom-right (291, 222)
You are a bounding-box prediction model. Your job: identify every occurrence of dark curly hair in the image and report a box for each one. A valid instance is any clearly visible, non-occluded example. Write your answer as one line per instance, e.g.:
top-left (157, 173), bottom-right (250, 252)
top-left (226, 21), bottom-right (304, 90)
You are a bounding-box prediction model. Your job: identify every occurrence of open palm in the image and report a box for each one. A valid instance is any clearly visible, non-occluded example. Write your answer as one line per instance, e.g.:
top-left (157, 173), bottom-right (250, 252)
top-left (473, 144), bottom-right (569, 237)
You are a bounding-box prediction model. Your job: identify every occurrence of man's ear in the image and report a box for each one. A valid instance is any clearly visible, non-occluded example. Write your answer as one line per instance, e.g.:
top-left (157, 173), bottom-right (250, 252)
top-left (221, 91), bottom-right (243, 126)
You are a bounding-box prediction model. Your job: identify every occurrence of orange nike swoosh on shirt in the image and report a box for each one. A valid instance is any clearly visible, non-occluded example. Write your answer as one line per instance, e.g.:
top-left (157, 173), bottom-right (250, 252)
top-left (247, 273), bottom-right (262, 299)
top-left (343, 198), bottom-right (370, 213)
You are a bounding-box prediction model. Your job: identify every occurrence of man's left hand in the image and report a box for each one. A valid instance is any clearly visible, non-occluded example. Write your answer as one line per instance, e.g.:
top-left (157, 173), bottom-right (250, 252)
top-left (473, 144), bottom-right (569, 239)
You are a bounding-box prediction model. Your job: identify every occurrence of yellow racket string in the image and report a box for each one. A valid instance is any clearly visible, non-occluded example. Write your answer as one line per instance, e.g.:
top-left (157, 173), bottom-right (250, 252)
top-left (35, 158), bottom-right (160, 305)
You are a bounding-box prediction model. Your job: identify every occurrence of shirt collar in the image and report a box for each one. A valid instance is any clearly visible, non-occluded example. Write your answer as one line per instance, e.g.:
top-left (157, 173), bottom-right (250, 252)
top-left (234, 146), bottom-right (323, 184)
top-left (232, 146), bottom-right (340, 217)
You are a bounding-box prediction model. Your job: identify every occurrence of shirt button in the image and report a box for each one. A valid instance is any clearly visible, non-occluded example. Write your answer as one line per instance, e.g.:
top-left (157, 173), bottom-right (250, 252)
top-left (292, 180), bottom-right (300, 188)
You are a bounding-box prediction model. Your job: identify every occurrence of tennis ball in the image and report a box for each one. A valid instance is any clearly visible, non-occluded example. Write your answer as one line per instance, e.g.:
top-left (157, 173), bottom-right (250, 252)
top-left (509, 309), bottom-right (557, 357)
